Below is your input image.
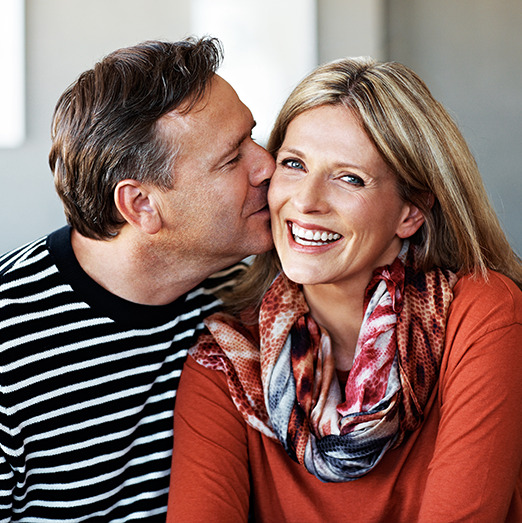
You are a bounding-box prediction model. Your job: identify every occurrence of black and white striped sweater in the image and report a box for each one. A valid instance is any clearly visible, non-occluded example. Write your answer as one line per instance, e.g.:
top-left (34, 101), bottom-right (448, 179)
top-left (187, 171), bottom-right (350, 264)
top-left (0, 226), bottom-right (242, 522)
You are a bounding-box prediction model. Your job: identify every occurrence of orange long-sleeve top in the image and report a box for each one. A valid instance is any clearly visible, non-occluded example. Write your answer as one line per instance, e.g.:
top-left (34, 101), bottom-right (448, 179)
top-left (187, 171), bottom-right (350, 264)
top-left (168, 272), bottom-right (522, 522)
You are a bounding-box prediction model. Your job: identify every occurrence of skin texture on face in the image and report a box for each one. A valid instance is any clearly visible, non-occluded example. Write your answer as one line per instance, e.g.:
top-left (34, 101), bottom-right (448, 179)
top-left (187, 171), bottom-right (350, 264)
top-left (268, 104), bottom-right (423, 298)
top-left (152, 75), bottom-right (275, 273)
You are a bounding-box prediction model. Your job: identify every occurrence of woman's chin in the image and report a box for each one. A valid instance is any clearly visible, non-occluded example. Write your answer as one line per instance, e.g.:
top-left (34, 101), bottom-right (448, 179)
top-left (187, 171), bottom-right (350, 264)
top-left (281, 266), bottom-right (325, 287)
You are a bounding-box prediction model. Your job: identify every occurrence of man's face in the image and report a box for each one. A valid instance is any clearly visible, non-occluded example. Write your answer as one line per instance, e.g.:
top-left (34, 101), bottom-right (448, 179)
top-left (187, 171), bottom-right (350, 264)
top-left (155, 75), bottom-right (275, 272)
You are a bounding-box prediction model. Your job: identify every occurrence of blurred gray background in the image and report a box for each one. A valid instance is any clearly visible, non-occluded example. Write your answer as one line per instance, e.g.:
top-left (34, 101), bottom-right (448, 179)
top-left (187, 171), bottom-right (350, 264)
top-left (1, 0), bottom-right (520, 255)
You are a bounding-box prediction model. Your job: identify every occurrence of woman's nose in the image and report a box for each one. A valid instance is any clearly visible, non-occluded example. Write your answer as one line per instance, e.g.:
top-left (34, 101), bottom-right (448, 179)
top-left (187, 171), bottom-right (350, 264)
top-left (292, 173), bottom-right (329, 214)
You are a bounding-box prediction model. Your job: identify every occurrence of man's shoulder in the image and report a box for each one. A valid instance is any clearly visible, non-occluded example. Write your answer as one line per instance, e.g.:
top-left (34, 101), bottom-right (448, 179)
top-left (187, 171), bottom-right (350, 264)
top-left (186, 262), bottom-right (248, 301)
top-left (196, 262), bottom-right (248, 293)
top-left (181, 262), bottom-right (248, 316)
top-left (0, 234), bottom-right (52, 281)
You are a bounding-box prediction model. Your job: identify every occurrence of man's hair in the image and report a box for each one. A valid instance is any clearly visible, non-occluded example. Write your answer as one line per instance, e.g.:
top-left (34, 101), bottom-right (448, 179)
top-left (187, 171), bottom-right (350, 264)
top-left (49, 37), bottom-right (223, 239)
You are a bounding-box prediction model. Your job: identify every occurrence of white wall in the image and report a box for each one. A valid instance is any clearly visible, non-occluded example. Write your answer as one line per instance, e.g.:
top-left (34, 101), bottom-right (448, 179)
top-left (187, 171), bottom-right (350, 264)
top-left (1, 0), bottom-right (520, 257)
top-left (318, 0), bottom-right (386, 62)
top-left (387, 0), bottom-right (522, 255)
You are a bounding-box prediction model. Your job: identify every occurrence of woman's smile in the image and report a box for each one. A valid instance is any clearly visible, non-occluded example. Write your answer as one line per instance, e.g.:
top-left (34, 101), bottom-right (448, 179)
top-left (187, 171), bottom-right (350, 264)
top-left (268, 104), bottom-right (422, 292)
top-left (289, 221), bottom-right (342, 247)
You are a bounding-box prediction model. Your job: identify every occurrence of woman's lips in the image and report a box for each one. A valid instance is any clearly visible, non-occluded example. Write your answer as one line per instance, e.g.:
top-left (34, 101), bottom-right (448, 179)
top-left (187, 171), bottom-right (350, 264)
top-left (289, 221), bottom-right (342, 246)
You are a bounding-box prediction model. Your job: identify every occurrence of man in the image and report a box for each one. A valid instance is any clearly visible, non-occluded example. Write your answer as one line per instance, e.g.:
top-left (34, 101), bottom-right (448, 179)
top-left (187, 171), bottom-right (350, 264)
top-left (0, 37), bottom-right (274, 521)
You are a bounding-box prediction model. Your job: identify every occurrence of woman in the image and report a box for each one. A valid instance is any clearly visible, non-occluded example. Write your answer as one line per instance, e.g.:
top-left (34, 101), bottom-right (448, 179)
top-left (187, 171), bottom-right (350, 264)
top-left (167, 58), bottom-right (522, 522)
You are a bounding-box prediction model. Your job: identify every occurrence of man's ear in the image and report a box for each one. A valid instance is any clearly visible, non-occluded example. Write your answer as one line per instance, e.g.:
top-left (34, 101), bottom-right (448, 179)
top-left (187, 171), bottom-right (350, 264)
top-left (396, 202), bottom-right (426, 239)
top-left (114, 180), bottom-right (162, 234)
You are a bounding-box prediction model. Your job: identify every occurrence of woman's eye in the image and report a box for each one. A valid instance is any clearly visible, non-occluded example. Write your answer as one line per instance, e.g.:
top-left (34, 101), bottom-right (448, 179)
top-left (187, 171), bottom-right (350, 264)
top-left (281, 158), bottom-right (304, 170)
top-left (341, 174), bottom-right (365, 187)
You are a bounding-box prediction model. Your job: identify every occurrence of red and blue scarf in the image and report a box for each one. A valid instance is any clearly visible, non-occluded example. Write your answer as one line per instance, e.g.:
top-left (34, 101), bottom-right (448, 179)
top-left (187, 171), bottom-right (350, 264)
top-left (191, 243), bottom-right (457, 482)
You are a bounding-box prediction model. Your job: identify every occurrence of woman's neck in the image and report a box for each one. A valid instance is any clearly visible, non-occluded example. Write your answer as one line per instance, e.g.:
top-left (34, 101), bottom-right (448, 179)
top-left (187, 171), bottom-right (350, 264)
top-left (303, 281), bottom-right (367, 371)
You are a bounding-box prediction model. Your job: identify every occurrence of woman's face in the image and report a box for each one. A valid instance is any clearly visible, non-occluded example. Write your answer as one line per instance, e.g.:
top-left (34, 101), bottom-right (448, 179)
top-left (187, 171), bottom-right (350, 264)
top-left (268, 105), bottom-right (422, 291)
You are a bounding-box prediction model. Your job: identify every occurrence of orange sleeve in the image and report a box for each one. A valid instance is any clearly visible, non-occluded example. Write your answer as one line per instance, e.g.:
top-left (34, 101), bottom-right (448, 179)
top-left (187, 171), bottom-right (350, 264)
top-left (167, 355), bottom-right (250, 523)
top-left (418, 274), bottom-right (522, 522)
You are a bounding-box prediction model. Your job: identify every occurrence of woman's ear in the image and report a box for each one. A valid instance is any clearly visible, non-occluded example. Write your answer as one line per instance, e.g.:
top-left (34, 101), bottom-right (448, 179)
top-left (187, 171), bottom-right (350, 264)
top-left (114, 180), bottom-right (162, 235)
top-left (396, 193), bottom-right (433, 239)
top-left (396, 202), bottom-right (426, 239)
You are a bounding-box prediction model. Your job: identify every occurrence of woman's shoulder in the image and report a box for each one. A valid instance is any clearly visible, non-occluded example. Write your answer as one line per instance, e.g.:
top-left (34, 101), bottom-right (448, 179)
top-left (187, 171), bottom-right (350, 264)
top-left (439, 270), bottom-right (522, 388)
top-left (448, 270), bottom-right (522, 335)
top-left (453, 270), bottom-right (521, 306)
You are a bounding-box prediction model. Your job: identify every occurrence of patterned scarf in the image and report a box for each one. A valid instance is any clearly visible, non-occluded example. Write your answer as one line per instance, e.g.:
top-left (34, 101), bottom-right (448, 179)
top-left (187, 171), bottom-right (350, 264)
top-left (191, 243), bottom-right (457, 482)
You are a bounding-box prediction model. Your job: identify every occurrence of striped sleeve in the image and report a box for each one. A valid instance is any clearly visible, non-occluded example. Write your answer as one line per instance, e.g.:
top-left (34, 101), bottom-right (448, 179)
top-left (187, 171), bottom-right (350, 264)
top-left (0, 233), bottom-right (245, 521)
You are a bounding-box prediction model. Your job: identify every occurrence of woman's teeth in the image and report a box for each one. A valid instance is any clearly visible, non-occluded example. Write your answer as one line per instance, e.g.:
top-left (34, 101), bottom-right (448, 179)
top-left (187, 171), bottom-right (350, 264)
top-left (291, 223), bottom-right (341, 246)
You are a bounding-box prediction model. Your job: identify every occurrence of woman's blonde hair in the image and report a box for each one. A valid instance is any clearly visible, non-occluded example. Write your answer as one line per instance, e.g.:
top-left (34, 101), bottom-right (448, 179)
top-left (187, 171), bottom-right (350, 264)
top-left (228, 57), bottom-right (522, 315)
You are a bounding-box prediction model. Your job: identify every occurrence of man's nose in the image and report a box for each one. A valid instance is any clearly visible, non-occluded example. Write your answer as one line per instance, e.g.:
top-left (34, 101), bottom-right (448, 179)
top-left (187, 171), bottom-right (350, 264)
top-left (249, 142), bottom-right (275, 187)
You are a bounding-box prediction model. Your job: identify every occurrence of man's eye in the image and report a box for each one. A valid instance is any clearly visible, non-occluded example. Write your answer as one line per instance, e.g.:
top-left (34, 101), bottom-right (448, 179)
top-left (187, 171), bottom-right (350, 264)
top-left (281, 158), bottom-right (304, 170)
top-left (226, 154), bottom-right (241, 167)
